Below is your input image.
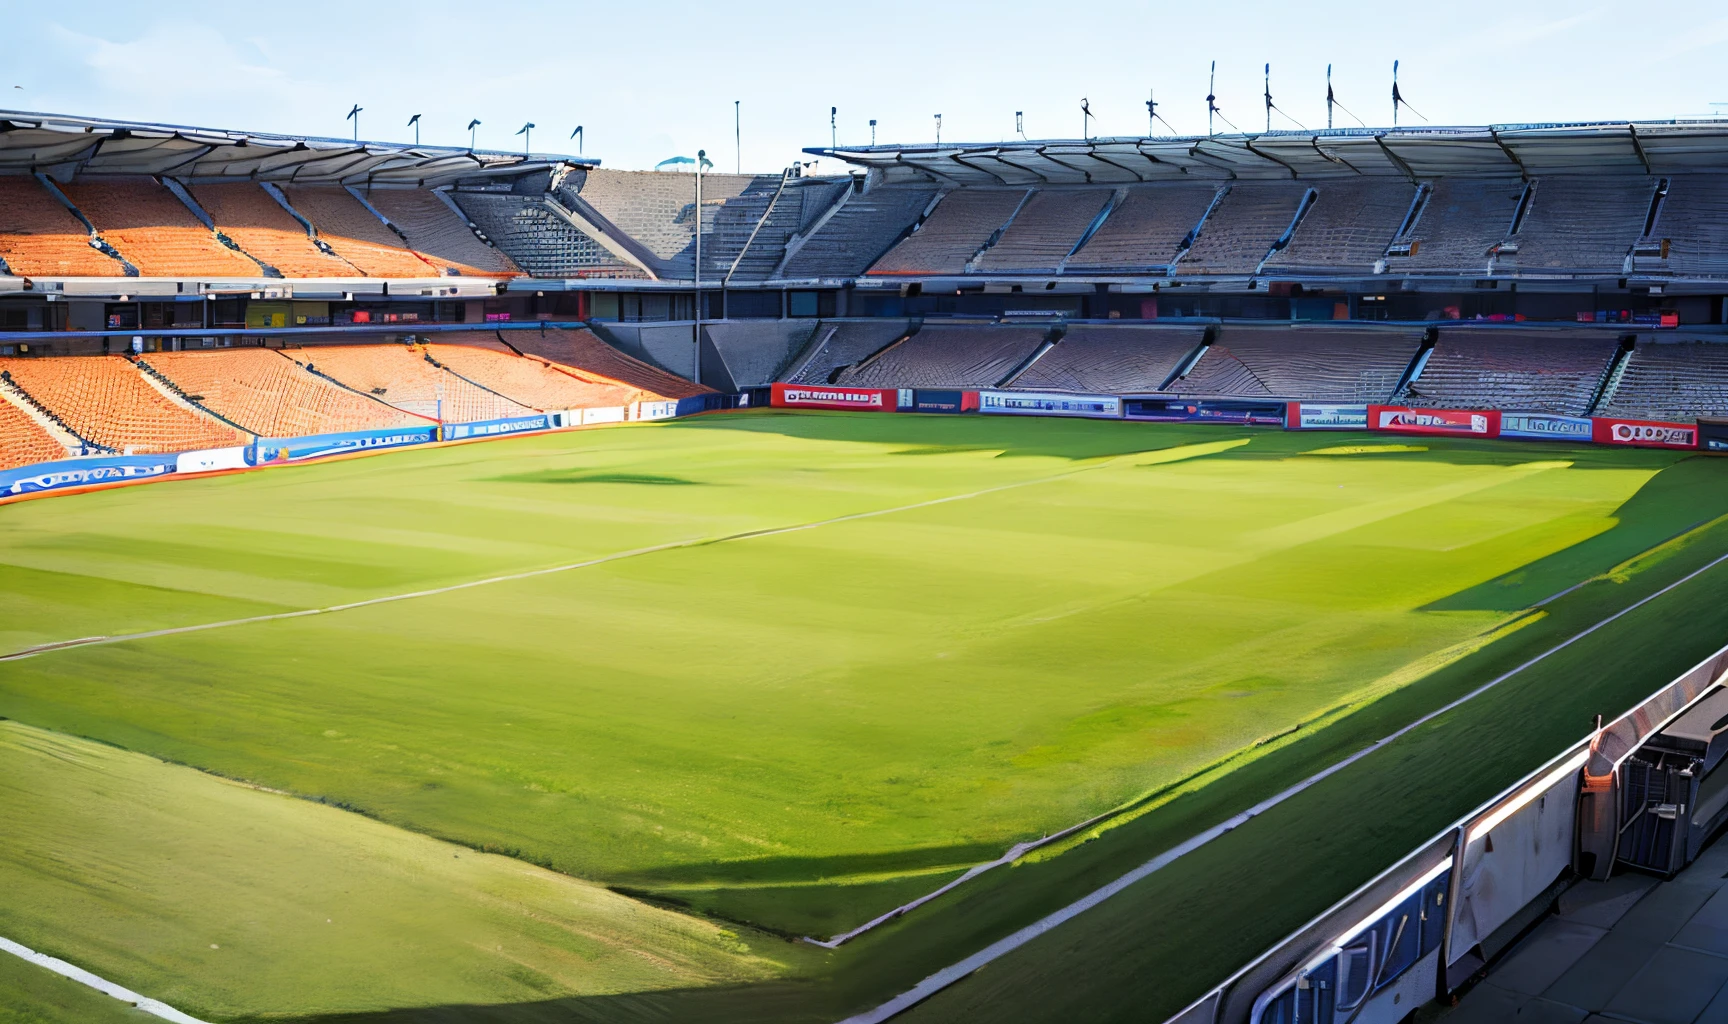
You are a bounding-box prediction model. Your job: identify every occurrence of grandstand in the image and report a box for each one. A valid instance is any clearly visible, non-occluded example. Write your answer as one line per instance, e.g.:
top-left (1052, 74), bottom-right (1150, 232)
top-left (1403, 328), bottom-right (1621, 414)
top-left (280, 186), bottom-right (436, 279)
top-left (144, 349), bottom-right (429, 437)
top-left (283, 344), bottom-right (533, 422)
top-left (868, 190), bottom-right (1029, 275)
top-left (188, 183), bottom-right (359, 278)
top-left (1260, 178), bottom-right (1416, 275)
top-left (0, 395), bottom-right (70, 469)
top-left (1009, 324), bottom-right (1206, 393)
top-left (0, 176), bottom-right (126, 277)
top-left (494, 327), bottom-right (712, 399)
top-left (58, 176), bottom-right (260, 278)
top-left (0, 355), bottom-right (246, 453)
top-left (1065, 183), bottom-right (1220, 273)
top-left (363, 189), bottom-right (521, 278)
top-left (1171, 325), bottom-right (1422, 401)
top-left (1599, 337), bottom-right (1728, 421)
top-left (782, 319), bottom-right (916, 384)
top-left (777, 185), bottom-right (937, 280)
top-left (835, 322), bottom-right (1048, 388)
top-left (1176, 182), bottom-right (1312, 276)
top-left (423, 339), bottom-right (641, 410)
top-left (1392, 176), bottom-right (1526, 275)
top-left (973, 189), bottom-right (1114, 273)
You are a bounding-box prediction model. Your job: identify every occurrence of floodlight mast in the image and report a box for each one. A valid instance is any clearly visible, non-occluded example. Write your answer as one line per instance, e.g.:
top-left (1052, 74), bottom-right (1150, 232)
top-left (693, 149), bottom-right (704, 385)
top-left (407, 113), bottom-right (421, 145)
top-left (346, 104), bottom-right (362, 142)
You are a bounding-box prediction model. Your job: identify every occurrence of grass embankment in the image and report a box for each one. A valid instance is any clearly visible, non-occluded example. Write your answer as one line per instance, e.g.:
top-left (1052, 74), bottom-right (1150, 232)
top-left (0, 721), bottom-right (805, 1022)
top-left (1, 412), bottom-right (1721, 1021)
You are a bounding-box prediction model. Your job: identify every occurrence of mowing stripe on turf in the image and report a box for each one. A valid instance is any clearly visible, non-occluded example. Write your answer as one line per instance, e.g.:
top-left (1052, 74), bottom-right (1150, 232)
top-left (0, 440), bottom-right (1242, 664)
top-left (836, 547), bottom-right (1728, 1024)
top-left (0, 935), bottom-right (210, 1024)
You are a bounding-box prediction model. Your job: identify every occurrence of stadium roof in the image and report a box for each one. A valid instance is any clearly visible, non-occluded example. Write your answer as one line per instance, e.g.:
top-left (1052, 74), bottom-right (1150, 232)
top-left (807, 120), bottom-right (1728, 184)
top-left (0, 109), bottom-right (595, 187)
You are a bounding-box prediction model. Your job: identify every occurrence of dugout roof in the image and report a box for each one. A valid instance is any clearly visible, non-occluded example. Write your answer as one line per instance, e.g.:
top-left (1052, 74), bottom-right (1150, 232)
top-left (809, 121), bottom-right (1728, 184)
top-left (0, 109), bottom-right (596, 187)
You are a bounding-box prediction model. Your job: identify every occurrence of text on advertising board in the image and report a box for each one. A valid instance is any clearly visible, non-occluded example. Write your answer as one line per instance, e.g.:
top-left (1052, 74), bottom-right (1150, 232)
top-left (1592, 417), bottom-right (1697, 449)
top-left (1370, 406), bottom-right (1498, 437)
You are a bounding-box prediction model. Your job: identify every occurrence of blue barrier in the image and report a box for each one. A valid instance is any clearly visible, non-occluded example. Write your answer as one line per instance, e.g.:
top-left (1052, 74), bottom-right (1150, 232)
top-left (444, 415), bottom-right (549, 440)
top-left (0, 453), bottom-right (178, 497)
top-left (252, 425), bottom-right (437, 464)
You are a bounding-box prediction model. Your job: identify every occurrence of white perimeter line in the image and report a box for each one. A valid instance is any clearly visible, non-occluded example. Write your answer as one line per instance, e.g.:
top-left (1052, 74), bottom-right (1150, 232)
top-left (838, 548), bottom-right (1728, 1024)
top-left (0, 935), bottom-right (210, 1024)
top-left (0, 462), bottom-right (1117, 664)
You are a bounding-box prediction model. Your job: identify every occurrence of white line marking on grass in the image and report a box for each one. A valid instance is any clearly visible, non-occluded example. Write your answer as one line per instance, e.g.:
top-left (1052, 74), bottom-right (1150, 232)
top-left (836, 548), bottom-right (1728, 1024)
top-left (0, 935), bottom-right (211, 1024)
top-left (2, 445), bottom-right (1235, 664)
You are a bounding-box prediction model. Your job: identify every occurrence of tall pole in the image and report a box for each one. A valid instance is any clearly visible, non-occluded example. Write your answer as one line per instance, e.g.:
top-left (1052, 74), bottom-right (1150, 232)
top-left (693, 149), bottom-right (704, 384)
top-left (935, 113), bottom-right (941, 145)
top-left (735, 101), bottom-right (741, 174)
top-left (1327, 65), bottom-right (1334, 130)
top-left (1264, 64), bottom-right (1272, 133)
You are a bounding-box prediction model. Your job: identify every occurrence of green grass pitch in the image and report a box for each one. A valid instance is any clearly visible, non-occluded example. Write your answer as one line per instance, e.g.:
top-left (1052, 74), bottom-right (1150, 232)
top-left (2, 410), bottom-right (1725, 1022)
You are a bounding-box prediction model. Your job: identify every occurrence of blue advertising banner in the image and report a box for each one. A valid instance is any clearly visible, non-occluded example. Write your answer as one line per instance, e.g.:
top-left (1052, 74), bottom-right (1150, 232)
top-left (253, 426), bottom-right (436, 464)
top-left (1499, 412), bottom-right (1594, 442)
top-left (444, 415), bottom-right (549, 440)
top-left (1126, 398), bottom-right (1286, 426)
top-left (0, 453), bottom-right (177, 497)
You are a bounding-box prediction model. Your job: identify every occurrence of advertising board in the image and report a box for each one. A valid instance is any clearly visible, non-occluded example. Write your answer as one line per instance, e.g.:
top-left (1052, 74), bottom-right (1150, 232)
top-left (581, 406), bottom-right (626, 425)
top-left (445, 415), bottom-right (549, 440)
top-left (0, 454), bottom-right (177, 497)
top-left (1591, 417), bottom-right (1697, 450)
top-left (910, 390), bottom-right (981, 414)
top-left (175, 447), bottom-right (251, 474)
top-left (1700, 420), bottom-right (1728, 454)
top-left (1285, 403), bottom-right (1368, 430)
top-left (253, 426), bottom-right (437, 464)
top-left (1369, 405), bottom-right (1499, 437)
top-left (1498, 412), bottom-right (1594, 442)
top-left (978, 390), bottom-right (1121, 418)
top-left (634, 400), bottom-right (679, 421)
top-left (770, 383), bottom-right (895, 411)
top-left (1128, 399), bottom-right (1284, 426)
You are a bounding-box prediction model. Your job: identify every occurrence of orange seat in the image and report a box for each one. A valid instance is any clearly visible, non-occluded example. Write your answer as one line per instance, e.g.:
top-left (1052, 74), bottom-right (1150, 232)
top-left (0, 356), bottom-right (248, 454)
top-left (145, 349), bottom-right (431, 437)
top-left (283, 344), bottom-right (534, 423)
top-left (0, 398), bottom-right (70, 470)
top-left (0, 177), bottom-right (126, 277)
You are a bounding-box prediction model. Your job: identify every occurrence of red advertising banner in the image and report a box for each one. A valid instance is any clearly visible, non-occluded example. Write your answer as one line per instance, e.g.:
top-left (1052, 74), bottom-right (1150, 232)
top-left (1368, 405), bottom-right (1500, 438)
top-left (771, 383), bottom-right (896, 412)
top-left (1591, 417), bottom-right (1698, 450)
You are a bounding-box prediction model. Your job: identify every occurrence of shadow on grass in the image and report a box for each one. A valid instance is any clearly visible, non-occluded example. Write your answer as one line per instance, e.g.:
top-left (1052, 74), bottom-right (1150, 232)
top-left (488, 471), bottom-right (704, 486)
top-left (668, 409), bottom-right (1233, 461)
top-left (612, 843), bottom-right (1001, 887)
top-left (270, 980), bottom-right (840, 1024)
top-left (1428, 454), bottom-right (1728, 611)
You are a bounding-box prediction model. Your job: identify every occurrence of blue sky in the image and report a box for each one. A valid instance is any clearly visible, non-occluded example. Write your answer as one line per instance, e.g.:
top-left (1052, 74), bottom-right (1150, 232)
top-left (7, 1), bottom-right (1726, 173)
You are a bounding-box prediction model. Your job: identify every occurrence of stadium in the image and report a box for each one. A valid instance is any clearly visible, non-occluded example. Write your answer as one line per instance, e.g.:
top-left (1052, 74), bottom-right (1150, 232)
top-left (4, 90), bottom-right (1728, 1024)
